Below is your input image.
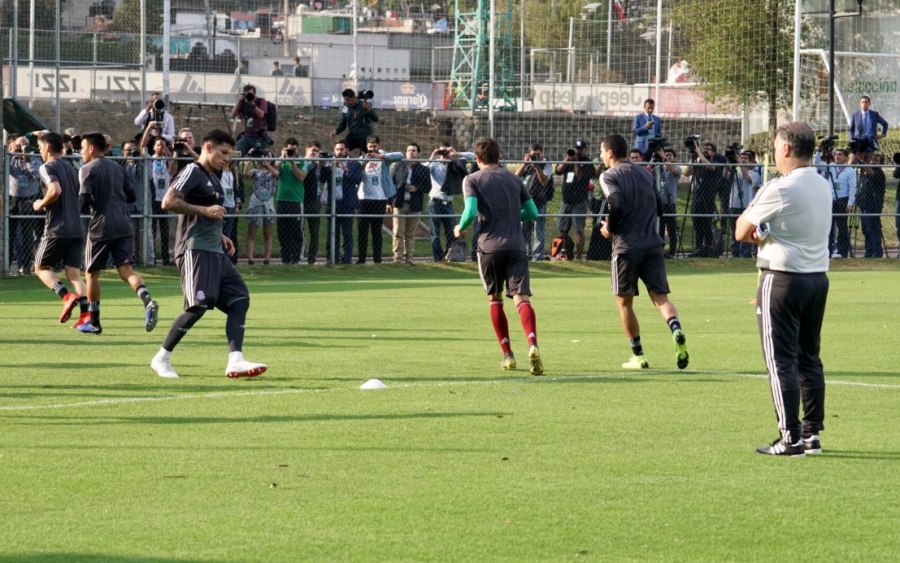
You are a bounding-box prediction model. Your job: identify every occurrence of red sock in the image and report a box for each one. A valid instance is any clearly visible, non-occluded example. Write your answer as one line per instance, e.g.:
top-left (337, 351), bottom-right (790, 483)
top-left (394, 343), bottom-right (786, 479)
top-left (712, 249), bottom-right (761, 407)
top-left (516, 301), bottom-right (537, 346)
top-left (489, 301), bottom-right (512, 355)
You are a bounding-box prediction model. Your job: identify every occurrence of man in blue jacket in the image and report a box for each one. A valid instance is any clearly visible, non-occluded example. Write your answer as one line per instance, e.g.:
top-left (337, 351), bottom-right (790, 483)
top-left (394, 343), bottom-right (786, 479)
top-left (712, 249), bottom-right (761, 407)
top-left (632, 98), bottom-right (662, 156)
top-left (322, 139), bottom-right (363, 264)
top-left (849, 95), bottom-right (888, 151)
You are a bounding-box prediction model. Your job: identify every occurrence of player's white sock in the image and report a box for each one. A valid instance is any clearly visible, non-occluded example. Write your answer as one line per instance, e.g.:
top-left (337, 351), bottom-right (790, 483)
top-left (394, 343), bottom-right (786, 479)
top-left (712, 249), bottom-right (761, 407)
top-left (228, 351), bottom-right (244, 364)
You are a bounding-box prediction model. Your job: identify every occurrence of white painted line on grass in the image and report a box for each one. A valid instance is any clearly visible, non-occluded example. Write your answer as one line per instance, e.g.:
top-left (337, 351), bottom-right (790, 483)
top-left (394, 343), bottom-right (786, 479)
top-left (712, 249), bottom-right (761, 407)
top-left (0, 371), bottom-right (897, 413)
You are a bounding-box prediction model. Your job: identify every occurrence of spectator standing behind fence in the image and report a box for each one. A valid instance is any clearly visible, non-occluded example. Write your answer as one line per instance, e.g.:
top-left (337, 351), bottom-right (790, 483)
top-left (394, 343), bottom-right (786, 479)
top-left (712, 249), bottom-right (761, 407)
top-left (453, 137), bottom-right (543, 375)
top-left (735, 121), bottom-right (831, 457)
top-left (598, 133), bottom-right (689, 371)
top-left (231, 84), bottom-right (271, 156)
top-left (243, 149), bottom-right (279, 265)
top-left (221, 155), bottom-right (244, 265)
top-left (424, 143), bottom-right (475, 262)
top-left (390, 143), bottom-right (430, 264)
top-left (685, 141), bottom-right (727, 257)
top-left (235, 59), bottom-right (249, 75)
top-left (301, 141), bottom-right (325, 264)
top-left (893, 158), bottom-right (900, 256)
top-left (330, 89), bottom-right (378, 155)
top-left (657, 148), bottom-right (681, 259)
top-left (723, 151), bottom-right (758, 258)
top-left (555, 139), bottom-right (594, 260)
top-left (8, 136), bottom-right (43, 275)
top-left (851, 150), bottom-right (885, 258)
top-left (321, 139), bottom-right (362, 264)
top-left (632, 98), bottom-right (662, 156)
top-left (274, 138), bottom-right (305, 265)
top-left (134, 92), bottom-right (175, 144)
top-left (813, 145), bottom-right (855, 259)
top-left (849, 95), bottom-right (888, 151)
top-left (142, 133), bottom-right (177, 267)
top-left (121, 140), bottom-right (145, 265)
top-left (292, 56), bottom-right (305, 77)
top-left (516, 143), bottom-right (553, 261)
top-left (356, 135), bottom-right (401, 264)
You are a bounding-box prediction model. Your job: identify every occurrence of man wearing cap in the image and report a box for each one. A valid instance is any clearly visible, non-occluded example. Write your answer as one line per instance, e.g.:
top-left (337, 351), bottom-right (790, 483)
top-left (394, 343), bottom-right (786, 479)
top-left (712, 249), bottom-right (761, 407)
top-left (330, 89), bottom-right (378, 155)
top-left (555, 139), bottom-right (594, 259)
top-left (632, 99), bottom-right (662, 155)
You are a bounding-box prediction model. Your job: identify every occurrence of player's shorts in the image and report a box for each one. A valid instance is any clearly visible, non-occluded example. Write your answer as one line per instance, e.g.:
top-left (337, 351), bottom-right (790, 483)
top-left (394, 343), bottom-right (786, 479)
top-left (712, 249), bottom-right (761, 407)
top-left (85, 235), bottom-right (134, 272)
top-left (557, 201), bottom-right (588, 233)
top-left (477, 249), bottom-right (532, 298)
top-left (611, 245), bottom-right (670, 296)
top-left (177, 249), bottom-right (249, 312)
top-left (246, 199), bottom-right (276, 227)
top-left (35, 236), bottom-right (84, 269)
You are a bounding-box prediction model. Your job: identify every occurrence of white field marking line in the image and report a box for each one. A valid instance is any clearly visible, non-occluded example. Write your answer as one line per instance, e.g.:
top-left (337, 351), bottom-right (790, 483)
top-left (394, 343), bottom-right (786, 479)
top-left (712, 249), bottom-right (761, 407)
top-left (1, 371), bottom-right (897, 413)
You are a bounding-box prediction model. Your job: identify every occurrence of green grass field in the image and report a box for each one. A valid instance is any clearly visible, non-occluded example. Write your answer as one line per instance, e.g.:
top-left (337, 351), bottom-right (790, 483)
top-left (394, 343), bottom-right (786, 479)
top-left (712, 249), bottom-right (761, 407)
top-left (1, 261), bottom-right (899, 562)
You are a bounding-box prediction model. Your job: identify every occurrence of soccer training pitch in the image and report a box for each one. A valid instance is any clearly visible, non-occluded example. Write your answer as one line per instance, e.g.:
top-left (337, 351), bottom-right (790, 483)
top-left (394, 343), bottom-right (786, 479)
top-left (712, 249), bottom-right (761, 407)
top-left (1, 260), bottom-right (899, 562)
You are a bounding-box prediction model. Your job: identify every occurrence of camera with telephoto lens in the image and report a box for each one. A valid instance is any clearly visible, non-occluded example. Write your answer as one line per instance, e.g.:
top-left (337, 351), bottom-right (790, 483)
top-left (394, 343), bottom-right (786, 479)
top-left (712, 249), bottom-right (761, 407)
top-left (358, 89), bottom-right (374, 101)
top-left (818, 134), bottom-right (838, 154)
top-left (243, 91), bottom-right (255, 103)
top-left (153, 98), bottom-right (165, 111)
top-left (848, 136), bottom-right (873, 154)
top-left (285, 148), bottom-right (296, 158)
top-left (684, 134), bottom-right (701, 154)
top-left (647, 135), bottom-right (669, 155)
top-left (247, 147), bottom-right (263, 158)
top-left (724, 142), bottom-right (743, 162)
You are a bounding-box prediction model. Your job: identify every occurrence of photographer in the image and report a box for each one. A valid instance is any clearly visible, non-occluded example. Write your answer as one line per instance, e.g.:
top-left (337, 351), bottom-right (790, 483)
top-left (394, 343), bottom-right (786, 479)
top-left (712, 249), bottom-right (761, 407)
top-left (851, 148), bottom-right (885, 258)
top-left (424, 143), bottom-right (476, 262)
top-left (555, 139), bottom-right (594, 260)
top-left (723, 151), bottom-right (758, 258)
top-left (516, 142), bottom-right (553, 261)
top-left (814, 142), bottom-right (855, 258)
top-left (684, 140), bottom-right (727, 257)
top-left (230, 84), bottom-right (271, 156)
top-left (145, 136), bottom-right (178, 266)
top-left (243, 147), bottom-right (280, 265)
top-left (134, 92), bottom-right (175, 144)
top-left (893, 153), bottom-right (900, 256)
top-left (274, 138), bottom-right (307, 265)
top-left (320, 139), bottom-right (363, 264)
top-left (7, 135), bottom-right (43, 275)
top-left (330, 88), bottom-right (379, 155)
top-left (301, 141), bottom-right (325, 264)
top-left (172, 128), bottom-right (200, 174)
top-left (389, 143), bottom-right (430, 264)
top-left (657, 148), bottom-right (681, 258)
top-left (120, 140), bottom-right (146, 264)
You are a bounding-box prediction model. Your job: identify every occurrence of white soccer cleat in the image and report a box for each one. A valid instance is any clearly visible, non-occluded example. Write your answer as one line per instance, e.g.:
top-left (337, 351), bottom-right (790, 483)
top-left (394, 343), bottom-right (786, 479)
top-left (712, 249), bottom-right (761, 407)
top-left (151, 356), bottom-right (179, 379)
top-left (226, 359), bottom-right (267, 379)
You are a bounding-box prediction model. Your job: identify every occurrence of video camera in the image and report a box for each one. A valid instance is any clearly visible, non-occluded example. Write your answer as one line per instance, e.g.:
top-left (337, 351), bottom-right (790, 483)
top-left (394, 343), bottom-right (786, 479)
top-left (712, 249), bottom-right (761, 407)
top-left (153, 98), bottom-right (165, 112)
top-left (818, 134), bottom-right (838, 154)
top-left (848, 136), bottom-right (874, 154)
top-left (318, 151), bottom-right (334, 159)
top-left (247, 147), bottom-right (265, 158)
top-left (173, 138), bottom-right (188, 152)
top-left (358, 89), bottom-right (374, 101)
top-left (647, 135), bottom-right (668, 155)
top-left (724, 142), bottom-right (744, 162)
top-left (684, 134), bottom-right (701, 154)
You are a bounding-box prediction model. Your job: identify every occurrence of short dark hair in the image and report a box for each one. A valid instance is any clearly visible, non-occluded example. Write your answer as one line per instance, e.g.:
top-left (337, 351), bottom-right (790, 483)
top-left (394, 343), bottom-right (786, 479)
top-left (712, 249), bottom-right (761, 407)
top-left (334, 139), bottom-right (348, 149)
top-left (474, 137), bottom-right (501, 164)
top-left (600, 134), bottom-right (628, 159)
top-left (201, 129), bottom-right (236, 148)
top-left (775, 121), bottom-right (815, 161)
top-left (407, 143), bottom-right (420, 152)
top-left (529, 142), bottom-right (543, 152)
top-left (644, 98), bottom-right (655, 106)
top-left (664, 148), bottom-right (677, 157)
top-left (284, 137), bottom-right (299, 147)
top-left (82, 132), bottom-right (108, 153)
top-left (307, 140), bottom-right (321, 149)
top-left (39, 131), bottom-right (64, 153)
top-left (703, 142), bottom-right (717, 152)
top-left (860, 95), bottom-right (871, 103)
top-left (342, 88), bottom-right (356, 98)
top-left (834, 148), bottom-right (849, 158)
top-left (366, 135), bottom-right (381, 145)
top-left (243, 84), bottom-right (256, 94)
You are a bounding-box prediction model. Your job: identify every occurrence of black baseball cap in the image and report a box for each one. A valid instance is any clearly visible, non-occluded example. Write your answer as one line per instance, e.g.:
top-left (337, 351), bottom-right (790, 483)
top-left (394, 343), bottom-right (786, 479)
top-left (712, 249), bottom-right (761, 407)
top-left (575, 139), bottom-right (588, 150)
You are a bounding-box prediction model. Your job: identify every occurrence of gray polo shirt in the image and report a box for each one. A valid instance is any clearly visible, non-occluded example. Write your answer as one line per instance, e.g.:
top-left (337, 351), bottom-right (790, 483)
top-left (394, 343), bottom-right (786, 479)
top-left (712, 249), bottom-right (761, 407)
top-left (742, 166), bottom-right (831, 273)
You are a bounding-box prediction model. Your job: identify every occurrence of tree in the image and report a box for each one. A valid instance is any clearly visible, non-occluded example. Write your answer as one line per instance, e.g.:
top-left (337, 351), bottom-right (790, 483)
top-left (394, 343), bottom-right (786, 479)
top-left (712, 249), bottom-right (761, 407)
top-left (1, 0), bottom-right (70, 31)
top-left (671, 0), bottom-right (793, 138)
top-left (113, 0), bottom-right (163, 34)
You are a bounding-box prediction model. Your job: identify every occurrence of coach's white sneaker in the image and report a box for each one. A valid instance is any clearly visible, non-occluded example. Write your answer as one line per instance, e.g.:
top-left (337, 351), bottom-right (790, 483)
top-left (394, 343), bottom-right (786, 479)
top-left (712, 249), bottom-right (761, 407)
top-left (226, 352), bottom-right (267, 379)
top-left (151, 354), bottom-right (179, 379)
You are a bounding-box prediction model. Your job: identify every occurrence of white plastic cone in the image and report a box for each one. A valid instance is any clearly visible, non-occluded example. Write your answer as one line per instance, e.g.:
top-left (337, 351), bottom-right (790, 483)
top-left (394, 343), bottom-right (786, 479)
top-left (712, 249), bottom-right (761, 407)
top-left (360, 378), bottom-right (388, 390)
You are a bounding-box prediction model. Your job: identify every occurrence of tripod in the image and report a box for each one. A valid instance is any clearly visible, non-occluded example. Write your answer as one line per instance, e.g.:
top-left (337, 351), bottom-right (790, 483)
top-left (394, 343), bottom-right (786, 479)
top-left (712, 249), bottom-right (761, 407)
top-left (676, 164), bottom-right (697, 258)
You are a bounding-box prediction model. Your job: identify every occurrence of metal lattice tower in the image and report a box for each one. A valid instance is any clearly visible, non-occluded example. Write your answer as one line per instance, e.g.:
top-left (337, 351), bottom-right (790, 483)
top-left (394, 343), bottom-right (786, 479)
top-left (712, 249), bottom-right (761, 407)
top-left (449, 0), bottom-right (517, 111)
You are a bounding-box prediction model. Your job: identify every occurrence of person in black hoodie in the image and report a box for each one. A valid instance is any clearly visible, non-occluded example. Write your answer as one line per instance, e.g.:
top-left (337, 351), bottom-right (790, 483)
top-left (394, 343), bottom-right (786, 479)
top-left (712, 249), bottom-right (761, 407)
top-left (390, 143), bottom-right (431, 264)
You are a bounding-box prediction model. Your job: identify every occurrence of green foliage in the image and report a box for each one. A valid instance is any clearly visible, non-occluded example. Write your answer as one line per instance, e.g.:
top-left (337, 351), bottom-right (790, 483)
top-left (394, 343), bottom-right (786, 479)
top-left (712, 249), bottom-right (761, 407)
top-left (671, 0), bottom-right (794, 137)
top-left (113, 0), bottom-right (164, 34)
top-left (0, 0), bottom-right (69, 30)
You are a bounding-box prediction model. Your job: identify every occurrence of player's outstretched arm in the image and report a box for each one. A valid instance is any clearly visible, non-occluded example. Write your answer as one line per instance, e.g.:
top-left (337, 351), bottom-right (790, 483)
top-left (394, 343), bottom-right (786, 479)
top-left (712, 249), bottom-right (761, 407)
top-left (520, 198), bottom-right (539, 221)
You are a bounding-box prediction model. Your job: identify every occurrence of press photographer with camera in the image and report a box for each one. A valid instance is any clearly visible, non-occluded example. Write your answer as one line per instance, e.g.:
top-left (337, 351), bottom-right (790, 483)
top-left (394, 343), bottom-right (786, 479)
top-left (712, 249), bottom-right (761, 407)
top-left (120, 140), bottom-right (146, 264)
top-left (423, 143), bottom-right (476, 262)
top-left (684, 139), bottom-right (727, 257)
top-left (893, 152), bottom-right (900, 256)
top-left (242, 147), bottom-right (279, 265)
top-left (7, 135), bottom-right (44, 275)
top-left (134, 92), bottom-right (175, 144)
top-left (516, 142), bottom-right (553, 261)
top-left (722, 150), bottom-right (759, 258)
top-left (320, 139), bottom-right (363, 264)
top-left (554, 139), bottom-right (594, 260)
top-left (274, 138), bottom-right (307, 265)
top-left (813, 139), bottom-right (856, 258)
top-left (850, 147), bottom-right (886, 258)
top-left (172, 128), bottom-right (200, 174)
top-left (657, 148), bottom-right (681, 259)
top-left (330, 88), bottom-right (379, 155)
top-left (230, 84), bottom-right (271, 156)
top-left (142, 135), bottom-right (178, 266)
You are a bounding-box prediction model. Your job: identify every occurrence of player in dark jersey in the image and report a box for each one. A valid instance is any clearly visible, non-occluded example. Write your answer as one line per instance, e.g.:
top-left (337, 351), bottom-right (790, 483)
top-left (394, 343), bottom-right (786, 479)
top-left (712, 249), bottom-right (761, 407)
top-left (453, 137), bottom-right (544, 375)
top-left (78, 132), bottom-right (159, 335)
top-left (32, 131), bottom-right (88, 325)
top-left (150, 129), bottom-right (267, 379)
top-left (598, 133), bottom-right (689, 370)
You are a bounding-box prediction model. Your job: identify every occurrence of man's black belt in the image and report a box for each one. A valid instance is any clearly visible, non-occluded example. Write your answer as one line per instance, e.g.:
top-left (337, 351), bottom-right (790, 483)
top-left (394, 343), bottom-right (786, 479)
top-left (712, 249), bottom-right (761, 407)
top-left (431, 198), bottom-right (453, 205)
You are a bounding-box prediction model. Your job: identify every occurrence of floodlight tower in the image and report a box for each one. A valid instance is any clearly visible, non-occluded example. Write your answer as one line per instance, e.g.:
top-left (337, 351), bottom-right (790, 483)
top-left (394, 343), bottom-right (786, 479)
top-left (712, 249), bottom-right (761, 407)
top-left (449, 0), bottom-right (517, 111)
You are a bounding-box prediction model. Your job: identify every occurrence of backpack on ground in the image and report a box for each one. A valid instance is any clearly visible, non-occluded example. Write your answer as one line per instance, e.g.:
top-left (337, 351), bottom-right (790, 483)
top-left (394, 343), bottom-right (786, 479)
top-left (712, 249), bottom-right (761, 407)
top-left (265, 100), bottom-right (277, 131)
top-left (550, 235), bottom-right (575, 261)
top-left (442, 158), bottom-right (468, 195)
top-left (444, 238), bottom-right (468, 262)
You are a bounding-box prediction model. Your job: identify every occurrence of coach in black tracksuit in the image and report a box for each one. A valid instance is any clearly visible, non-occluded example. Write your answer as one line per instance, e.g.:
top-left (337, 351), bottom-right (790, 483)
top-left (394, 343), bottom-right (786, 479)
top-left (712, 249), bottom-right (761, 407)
top-left (736, 121), bottom-right (832, 457)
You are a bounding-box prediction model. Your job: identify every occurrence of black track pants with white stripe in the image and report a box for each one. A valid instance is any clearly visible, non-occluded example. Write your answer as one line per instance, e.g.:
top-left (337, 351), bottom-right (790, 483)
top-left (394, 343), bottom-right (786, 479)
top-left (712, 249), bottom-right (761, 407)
top-left (756, 270), bottom-right (829, 443)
